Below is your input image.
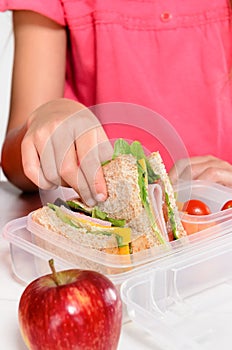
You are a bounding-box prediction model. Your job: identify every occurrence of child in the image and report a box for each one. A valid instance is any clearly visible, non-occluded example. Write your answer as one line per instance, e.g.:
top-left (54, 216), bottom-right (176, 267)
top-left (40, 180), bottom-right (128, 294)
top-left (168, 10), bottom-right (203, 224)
top-left (1, 1), bottom-right (232, 206)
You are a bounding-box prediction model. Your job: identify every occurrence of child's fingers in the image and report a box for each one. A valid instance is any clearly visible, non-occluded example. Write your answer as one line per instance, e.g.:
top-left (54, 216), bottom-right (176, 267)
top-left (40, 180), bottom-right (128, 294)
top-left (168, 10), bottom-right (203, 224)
top-left (21, 136), bottom-right (56, 189)
top-left (75, 127), bottom-right (108, 202)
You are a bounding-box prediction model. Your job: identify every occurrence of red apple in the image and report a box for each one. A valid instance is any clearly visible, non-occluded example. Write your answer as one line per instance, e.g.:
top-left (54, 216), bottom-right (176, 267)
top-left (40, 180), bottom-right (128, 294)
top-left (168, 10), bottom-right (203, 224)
top-left (18, 260), bottom-right (122, 350)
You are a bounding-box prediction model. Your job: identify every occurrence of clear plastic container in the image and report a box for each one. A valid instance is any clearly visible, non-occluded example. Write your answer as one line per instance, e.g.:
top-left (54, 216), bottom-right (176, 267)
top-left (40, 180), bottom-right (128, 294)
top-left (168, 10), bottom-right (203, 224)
top-left (1, 215), bottom-right (185, 285)
top-left (2, 180), bottom-right (232, 287)
top-left (175, 180), bottom-right (232, 234)
top-left (121, 230), bottom-right (232, 349)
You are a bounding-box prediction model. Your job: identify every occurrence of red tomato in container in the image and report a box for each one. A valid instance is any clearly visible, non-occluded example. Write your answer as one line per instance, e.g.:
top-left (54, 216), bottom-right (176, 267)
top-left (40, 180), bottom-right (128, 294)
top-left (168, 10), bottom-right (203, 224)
top-left (182, 199), bottom-right (211, 216)
top-left (221, 200), bottom-right (232, 211)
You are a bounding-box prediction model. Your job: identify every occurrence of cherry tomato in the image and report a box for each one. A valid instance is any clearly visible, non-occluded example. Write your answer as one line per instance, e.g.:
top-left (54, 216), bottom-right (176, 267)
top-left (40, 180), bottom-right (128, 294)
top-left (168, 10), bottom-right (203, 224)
top-left (221, 200), bottom-right (232, 211)
top-left (182, 199), bottom-right (211, 216)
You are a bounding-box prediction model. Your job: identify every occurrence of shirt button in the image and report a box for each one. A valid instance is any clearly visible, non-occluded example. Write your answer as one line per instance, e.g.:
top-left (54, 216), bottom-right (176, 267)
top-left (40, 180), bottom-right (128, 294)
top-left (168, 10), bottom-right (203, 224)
top-left (160, 12), bottom-right (172, 22)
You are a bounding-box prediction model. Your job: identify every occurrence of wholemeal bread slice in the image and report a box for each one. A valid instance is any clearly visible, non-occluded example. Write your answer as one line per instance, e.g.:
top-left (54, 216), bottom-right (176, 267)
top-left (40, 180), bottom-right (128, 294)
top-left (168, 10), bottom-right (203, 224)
top-left (98, 154), bottom-right (143, 221)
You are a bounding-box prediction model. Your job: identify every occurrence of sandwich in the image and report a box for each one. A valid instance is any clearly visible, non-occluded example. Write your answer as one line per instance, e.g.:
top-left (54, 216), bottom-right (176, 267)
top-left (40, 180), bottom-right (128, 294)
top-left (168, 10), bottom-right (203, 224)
top-left (29, 139), bottom-right (186, 255)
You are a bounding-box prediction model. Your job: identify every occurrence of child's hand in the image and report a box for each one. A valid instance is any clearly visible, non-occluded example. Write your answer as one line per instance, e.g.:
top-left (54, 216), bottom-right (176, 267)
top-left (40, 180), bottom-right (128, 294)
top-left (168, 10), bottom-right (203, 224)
top-left (21, 99), bottom-right (113, 206)
top-left (169, 155), bottom-right (232, 188)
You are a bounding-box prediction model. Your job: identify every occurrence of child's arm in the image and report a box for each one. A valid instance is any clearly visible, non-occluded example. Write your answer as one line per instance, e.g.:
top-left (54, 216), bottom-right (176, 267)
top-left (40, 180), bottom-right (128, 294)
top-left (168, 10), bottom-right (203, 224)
top-left (2, 10), bottom-right (67, 191)
top-left (8, 10), bottom-right (67, 130)
top-left (2, 11), bottom-right (112, 206)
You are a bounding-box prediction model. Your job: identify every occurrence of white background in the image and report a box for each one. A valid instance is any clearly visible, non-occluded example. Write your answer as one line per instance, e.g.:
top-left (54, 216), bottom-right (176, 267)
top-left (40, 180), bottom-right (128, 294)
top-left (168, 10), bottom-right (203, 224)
top-left (0, 11), bottom-right (14, 180)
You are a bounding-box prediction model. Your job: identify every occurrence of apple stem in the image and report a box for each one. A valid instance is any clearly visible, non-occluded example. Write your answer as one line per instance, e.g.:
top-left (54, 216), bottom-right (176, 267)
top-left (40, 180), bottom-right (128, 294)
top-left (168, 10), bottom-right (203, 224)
top-left (49, 259), bottom-right (62, 286)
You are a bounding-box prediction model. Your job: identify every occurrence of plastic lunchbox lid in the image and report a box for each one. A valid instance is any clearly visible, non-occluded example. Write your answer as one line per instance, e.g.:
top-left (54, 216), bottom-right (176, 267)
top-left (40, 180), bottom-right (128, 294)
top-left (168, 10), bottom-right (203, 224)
top-left (121, 230), bottom-right (232, 350)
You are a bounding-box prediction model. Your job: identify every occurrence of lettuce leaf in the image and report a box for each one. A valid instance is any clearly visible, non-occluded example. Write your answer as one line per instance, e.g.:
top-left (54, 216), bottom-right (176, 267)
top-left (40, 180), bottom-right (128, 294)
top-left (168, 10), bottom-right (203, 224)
top-left (165, 192), bottom-right (178, 239)
top-left (112, 138), bottom-right (131, 159)
top-left (130, 141), bottom-right (160, 183)
top-left (112, 139), bottom-right (160, 183)
top-left (137, 160), bottom-right (166, 245)
top-left (92, 207), bottom-right (126, 227)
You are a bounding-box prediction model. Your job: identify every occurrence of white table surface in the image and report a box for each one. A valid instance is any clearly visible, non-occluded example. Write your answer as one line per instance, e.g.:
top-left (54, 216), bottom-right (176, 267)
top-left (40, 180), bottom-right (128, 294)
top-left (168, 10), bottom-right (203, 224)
top-left (0, 182), bottom-right (160, 350)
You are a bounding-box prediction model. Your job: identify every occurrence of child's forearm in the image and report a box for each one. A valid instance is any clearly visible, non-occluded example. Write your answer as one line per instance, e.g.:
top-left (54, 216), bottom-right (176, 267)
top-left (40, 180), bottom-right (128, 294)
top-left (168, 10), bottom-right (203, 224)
top-left (1, 124), bottom-right (37, 192)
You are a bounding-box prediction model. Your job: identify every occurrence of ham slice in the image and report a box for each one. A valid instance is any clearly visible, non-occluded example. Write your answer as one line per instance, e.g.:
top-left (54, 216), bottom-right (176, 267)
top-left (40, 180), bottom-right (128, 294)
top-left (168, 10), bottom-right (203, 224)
top-left (148, 184), bottom-right (169, 241)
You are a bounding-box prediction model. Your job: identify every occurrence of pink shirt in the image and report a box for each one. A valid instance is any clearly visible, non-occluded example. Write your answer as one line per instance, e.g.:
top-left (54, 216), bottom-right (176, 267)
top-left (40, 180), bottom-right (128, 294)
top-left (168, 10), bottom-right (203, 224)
top-left (1, 0), bottom-right (232, 169)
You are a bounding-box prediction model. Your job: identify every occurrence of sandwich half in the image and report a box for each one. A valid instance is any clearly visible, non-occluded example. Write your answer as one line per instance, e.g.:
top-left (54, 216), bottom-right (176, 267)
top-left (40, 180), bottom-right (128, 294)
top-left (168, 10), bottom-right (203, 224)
top-left (30, 139), bottom-right (186, 255)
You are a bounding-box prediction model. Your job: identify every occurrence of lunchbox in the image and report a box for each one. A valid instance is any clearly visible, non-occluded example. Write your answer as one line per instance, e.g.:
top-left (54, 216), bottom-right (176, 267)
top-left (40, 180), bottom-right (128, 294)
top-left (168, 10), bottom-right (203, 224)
top-left (2, 180), bottom-right (232, 286)
top-left (121, 230), bottom-right (232, 349)
top-left (176, 180), bottom-right (232, 234)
